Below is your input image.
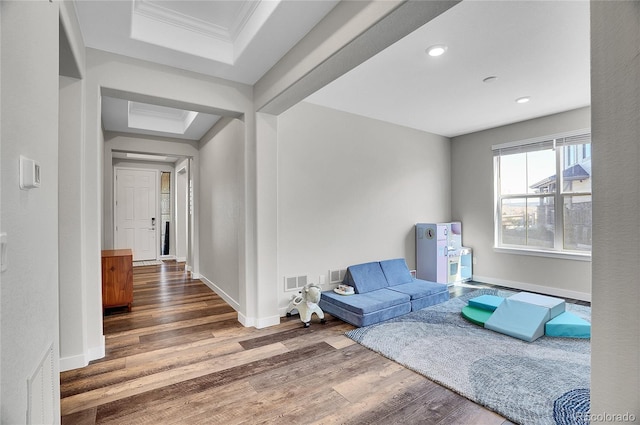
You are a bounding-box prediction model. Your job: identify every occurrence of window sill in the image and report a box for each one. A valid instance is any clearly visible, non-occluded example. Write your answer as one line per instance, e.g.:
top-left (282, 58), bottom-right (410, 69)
top-left (493, 246), bottom-right (591, 262)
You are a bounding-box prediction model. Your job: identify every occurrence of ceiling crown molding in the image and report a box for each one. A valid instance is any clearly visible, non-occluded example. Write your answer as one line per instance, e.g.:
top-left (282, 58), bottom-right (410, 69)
top-left (131, 0), bottom-right (274, 65)
top-left (132, 0), bottom-right (261, 42)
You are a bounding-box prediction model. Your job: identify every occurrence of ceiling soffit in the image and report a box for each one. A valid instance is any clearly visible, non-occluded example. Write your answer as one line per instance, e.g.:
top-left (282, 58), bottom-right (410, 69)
top-left (131, 0), bottom-right (278, 64)
top-left (102, 96), bottom-right (222, 141)
top-left (128, 101), bottom-right (198, 135)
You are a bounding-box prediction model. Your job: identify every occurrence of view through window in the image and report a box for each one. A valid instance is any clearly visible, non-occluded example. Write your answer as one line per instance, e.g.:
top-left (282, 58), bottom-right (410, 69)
top-left (493, 132), bottom-right (592, 254)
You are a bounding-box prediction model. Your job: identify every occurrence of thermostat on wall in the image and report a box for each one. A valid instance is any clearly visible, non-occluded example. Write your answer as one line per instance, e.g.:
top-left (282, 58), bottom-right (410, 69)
top-left (20, 156), bottom-right (41, 190)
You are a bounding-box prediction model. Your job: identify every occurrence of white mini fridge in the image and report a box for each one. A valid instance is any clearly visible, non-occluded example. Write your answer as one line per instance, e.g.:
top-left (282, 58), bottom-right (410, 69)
top-left (416, 222), bottom-right (472, 285)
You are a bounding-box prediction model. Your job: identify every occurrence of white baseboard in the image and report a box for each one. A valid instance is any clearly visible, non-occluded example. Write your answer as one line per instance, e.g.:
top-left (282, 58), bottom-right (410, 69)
top-left (238, 312), bottom-right (253, 328)
top-left (198, 275), bottom-right (281, 329)
top-left (59, 353), bottom-right (88, 372)
top-left (198, 275), bottom-right (240, 311)
top-left (236, 312), bottom-right (280, 329)
top-left (255, 315), bottom-right (281, 329)
top-left (472, 275), bottom-right (591, 302)
top-left (87, 336), bottom-right (106, 362)
top-left (176, 256), bottom-right (186, 262)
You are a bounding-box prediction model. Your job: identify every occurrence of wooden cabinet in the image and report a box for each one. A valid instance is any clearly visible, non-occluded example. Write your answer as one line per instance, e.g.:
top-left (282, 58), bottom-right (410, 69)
top-left (101, 249), bottom-right (133, 313)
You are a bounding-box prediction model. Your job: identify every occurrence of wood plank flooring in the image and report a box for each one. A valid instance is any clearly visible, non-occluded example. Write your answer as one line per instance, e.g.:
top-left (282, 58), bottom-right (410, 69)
top-left (60, 261), bottom-right (514, 425)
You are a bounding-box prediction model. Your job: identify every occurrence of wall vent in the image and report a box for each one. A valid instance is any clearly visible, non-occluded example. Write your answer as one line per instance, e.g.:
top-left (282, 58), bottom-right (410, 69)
top-left (284, 275), bottom-right (309, 292)
top-left (27, 343), bottom-right (55, 425)
top-left (329, 269), bottom-right (347, 284)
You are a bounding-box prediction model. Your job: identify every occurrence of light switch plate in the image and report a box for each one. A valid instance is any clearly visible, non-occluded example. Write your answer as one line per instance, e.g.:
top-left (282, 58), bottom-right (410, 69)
top-left (20, 156), bottom-right (41, 190)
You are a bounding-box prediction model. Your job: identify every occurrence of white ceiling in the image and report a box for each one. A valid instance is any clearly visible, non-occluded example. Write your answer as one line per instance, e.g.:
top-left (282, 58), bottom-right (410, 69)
top-left (306, 0), bottom-right (591, 137)
top-left (75, 0), bottom-right (590, 142)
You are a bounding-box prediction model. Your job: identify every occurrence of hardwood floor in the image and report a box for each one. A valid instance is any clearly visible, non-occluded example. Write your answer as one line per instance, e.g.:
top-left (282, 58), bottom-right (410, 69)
top-left (60, 262), bottom-right (514, 425)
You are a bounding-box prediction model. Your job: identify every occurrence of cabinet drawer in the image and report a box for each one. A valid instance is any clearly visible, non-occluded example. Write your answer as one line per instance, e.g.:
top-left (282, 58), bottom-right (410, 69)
top-left (101, 249), bottom-right (133, 312)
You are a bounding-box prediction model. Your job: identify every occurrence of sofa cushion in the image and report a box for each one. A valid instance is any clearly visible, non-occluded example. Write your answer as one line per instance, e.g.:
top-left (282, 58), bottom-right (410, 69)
top-left (387, 279), bottom-right (447, 300)
top-left (408, 290), bottom-right (450, 311)
top-left (379, 258), bottom-right (413, 286)
top-left (343, 261), bottom-right (389, 293)
top-left (320, 288), bottom-right (409, 315)
top-left (320, 297), bottom-right (411, 327)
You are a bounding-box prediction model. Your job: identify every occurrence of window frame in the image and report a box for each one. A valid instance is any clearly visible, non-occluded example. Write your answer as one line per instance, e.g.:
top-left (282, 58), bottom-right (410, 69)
top-left (492, 129), bottom-right (592, 261)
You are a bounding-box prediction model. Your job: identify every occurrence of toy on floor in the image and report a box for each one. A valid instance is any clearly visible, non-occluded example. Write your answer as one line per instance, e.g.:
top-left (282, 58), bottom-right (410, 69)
top-left (286, 283), bottom-right (326, 327)
top-left (461, 292), bottom-right (590, 342)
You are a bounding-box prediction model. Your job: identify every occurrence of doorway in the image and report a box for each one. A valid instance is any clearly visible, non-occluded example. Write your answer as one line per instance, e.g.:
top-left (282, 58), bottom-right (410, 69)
top-left (114, 167), bottom-right (159, 261)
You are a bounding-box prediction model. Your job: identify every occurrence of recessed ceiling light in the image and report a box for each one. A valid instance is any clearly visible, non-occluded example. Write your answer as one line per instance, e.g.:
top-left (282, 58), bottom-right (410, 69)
top-left (515, 96), bottom-right (531, 104)
top-left (426, 45), bottom-right (447, 57)
top-left (483, 76), bottom-right (498, 83)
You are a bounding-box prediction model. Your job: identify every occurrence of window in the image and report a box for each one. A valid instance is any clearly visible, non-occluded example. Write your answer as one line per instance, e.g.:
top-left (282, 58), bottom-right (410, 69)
top-left (493, 131), bottom-right (591, 256)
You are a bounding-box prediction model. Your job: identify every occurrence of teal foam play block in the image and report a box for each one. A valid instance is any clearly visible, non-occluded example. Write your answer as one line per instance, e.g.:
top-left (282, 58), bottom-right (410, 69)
top-left (484, 298), bottom-right (550, 342)
top-left (468, 295), bottom-right (504, 312)
top-left (509, 292), bottom-right (565, 320)
top-left (545, 311), bottom-right (591, 338)
top-left (461, 305), bottom-right (494, 326)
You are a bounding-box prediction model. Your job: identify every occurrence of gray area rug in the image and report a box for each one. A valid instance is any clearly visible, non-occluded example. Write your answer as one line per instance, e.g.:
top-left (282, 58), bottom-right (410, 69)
top-left (346, 289), bottom-right (591, 425)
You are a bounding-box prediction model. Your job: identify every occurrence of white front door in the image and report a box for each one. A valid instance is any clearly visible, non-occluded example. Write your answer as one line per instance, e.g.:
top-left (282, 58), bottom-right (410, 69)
top-left (115, 168), bottom-right (158, 261)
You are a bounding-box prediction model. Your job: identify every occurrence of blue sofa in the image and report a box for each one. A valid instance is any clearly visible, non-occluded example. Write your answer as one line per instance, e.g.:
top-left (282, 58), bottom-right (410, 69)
top-left (319, 258), bottom-right (449, 327)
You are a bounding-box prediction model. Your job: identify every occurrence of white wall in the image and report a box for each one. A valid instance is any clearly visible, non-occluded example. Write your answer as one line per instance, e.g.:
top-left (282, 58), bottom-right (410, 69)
top-left (175, 158), bottom-right (189, 262)
top-left (276, 102), bottom-right (451, 311)
top-left (590, 1), bottom-right (640, 417)
top-left (0, 3), bottom-right (3, 412)
top-left (59, 75), bottom-right (88, 371)
top-left (57, 0), bottom-right (87, 374)
top-left (58, 0), bottom-right (86, 375)
top-left (255, 112), bottom-right (279, 327)
top-left (1, 1), bottom-right (61, 422)
top-left (451, 107), bottom-right (592, 300)
top-left (198, 118), bottom-right (245, 310)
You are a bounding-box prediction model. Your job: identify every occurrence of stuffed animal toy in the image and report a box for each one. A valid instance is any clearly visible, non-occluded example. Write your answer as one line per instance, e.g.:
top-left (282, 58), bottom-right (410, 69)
top-left (286, 283), bottom-right (326, 327)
